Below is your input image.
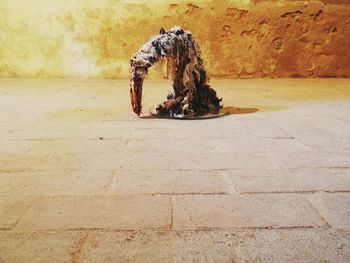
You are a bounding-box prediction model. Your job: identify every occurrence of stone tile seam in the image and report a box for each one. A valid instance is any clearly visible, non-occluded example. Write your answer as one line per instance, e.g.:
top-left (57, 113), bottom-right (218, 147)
top-left (0, 193), bottom-right (230, 198)
top-left (0, 169), bottom-right (346, 176)
top-left (3, 225), bottom-right (330, 232)
top-left (250, 118), bottom-right (296, 140)
top-left (238, 190), bottom-right (350, 195)
top-left (225, 173), bottom-right (240, 195)
top-left (0, 130), bottom-right (15, 141)
top-left (0, 167), bottom-right (349, 173)
top-left (288, 111), bottom-right (321, 132)
top-left (223, 172), bottom-right (239, 195)
top-left (8, 196), bottom-right (41, 231)
top-left (101, 170), bottom-right (115, 194)
top-left (303, 195), bottom-right (332, 228)
top-left (0, 225), bottom-right (336, 234)
top-left (285, 133), bottom-right (317, 152)
top-left (1, 192), bottom-right (350, 198)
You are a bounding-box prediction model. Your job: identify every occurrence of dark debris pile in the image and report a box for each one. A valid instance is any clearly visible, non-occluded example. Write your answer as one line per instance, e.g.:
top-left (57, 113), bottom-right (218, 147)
top-left (130, 26), bottom-right (222, 117)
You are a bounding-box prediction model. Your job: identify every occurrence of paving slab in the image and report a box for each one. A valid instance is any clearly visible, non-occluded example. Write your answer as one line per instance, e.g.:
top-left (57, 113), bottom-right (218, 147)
top-left (0, 139), bottom-right (128, 155)
top-left (173, 195), bottom-right (327, 230)
top-left (0, 152), bottom-right (171, 172)
top-left (308, 193), bottom-right (350, 230)
top-left (126, 137), bottom-right (312, 154)
top-left (15, 196), bottom-right (172, 231)
top-left (0, 170), bottom-right (114, 196)
top-left (0, 130), bottom-right (12, 139)
top-left (301, 113), bottom-right (350, 140)
top-left (272, 152), bottom-right (350, 169)
top-left (0, 153), bottom-right (69, 173)
top-left (286, 127), bottom-right (350, 152)
top-left (231, 168), bottom-right (350, 193)
top-left (64, 152), bottom-right (171, 171)
top-left (0, 196), bottom-right (36, 230)
top-left (239, 119), bottom-right (294, 138)
top-left (169, 153), bottom-right (278, 170)
top-left (106, 170), bottom-right (234, 195)
top-left (5, 128), bottom-right (174, 141)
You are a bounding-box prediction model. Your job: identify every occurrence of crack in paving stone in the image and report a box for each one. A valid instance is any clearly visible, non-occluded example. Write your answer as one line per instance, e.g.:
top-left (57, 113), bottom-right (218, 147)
top-left (102, 170), bottom-right (115, 193)
top-left (5, 197), bottom-right (41, 231)
top-left (169, 197), bottom-right (174, 230)
top-left (70, 232), bottom-right (89, 263)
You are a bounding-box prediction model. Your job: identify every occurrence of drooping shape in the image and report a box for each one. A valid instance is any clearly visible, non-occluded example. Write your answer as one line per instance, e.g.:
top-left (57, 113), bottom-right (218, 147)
top-left (129, 26), bottom-right (222, 117)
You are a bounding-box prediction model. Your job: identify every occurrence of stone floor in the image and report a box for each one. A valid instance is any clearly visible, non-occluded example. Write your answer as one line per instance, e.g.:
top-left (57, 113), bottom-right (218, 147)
top-left (0, 78), bottom-right (350, 262)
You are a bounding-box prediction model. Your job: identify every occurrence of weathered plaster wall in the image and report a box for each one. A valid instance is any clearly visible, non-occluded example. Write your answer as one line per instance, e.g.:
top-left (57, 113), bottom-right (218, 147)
top-left (0, 0), bottom-right (349, 79)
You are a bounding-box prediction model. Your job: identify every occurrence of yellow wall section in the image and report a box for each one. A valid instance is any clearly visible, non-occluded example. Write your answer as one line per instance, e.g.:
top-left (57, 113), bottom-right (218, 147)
top-left (0, 0), bottom-right (349, 79)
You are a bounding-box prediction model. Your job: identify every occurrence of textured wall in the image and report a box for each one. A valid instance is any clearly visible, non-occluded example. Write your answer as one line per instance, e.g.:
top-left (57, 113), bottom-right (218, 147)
top-left (0, 0), bottom-right (349, 79)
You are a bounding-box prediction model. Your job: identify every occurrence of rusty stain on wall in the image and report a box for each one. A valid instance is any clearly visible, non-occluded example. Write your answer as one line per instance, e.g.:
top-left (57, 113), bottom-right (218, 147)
top-left (0, 0), bottom-right (349, 79)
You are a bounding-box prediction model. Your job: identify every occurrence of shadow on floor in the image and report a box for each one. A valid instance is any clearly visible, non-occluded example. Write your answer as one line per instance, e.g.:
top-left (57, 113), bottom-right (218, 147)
top-left (223, 106), bottom-right (258, 115)
top-left (139, 106), bottom-right (259, 119)
top-left (140, 114), bottom-right (158, 119)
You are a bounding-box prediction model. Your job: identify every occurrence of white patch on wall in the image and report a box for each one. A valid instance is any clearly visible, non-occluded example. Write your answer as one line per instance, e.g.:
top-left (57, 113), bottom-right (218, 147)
top-left (61, 34), bottom-right (100, 78)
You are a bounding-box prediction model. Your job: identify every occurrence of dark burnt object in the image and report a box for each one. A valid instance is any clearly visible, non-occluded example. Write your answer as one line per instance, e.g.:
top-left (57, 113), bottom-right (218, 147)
top-left (129, 26), bottom-right (222, 117)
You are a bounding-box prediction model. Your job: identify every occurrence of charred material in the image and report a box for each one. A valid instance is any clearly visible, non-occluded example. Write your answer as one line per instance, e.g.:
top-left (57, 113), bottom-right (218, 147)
top-left (130, 26), bottom-right (222, 117)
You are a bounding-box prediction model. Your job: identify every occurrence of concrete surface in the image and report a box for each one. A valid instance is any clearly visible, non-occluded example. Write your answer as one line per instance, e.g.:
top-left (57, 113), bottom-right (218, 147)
top-left (0, 78), bottom-right (350, 262)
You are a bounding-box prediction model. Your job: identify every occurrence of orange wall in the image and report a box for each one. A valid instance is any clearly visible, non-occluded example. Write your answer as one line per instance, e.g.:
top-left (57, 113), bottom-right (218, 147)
top-left (0, 0), bottom-right (349, 79)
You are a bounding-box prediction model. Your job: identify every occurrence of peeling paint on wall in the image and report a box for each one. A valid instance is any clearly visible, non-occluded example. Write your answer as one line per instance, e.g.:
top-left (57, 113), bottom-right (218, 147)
top-left (0, 0), bottom-right (349, 79)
